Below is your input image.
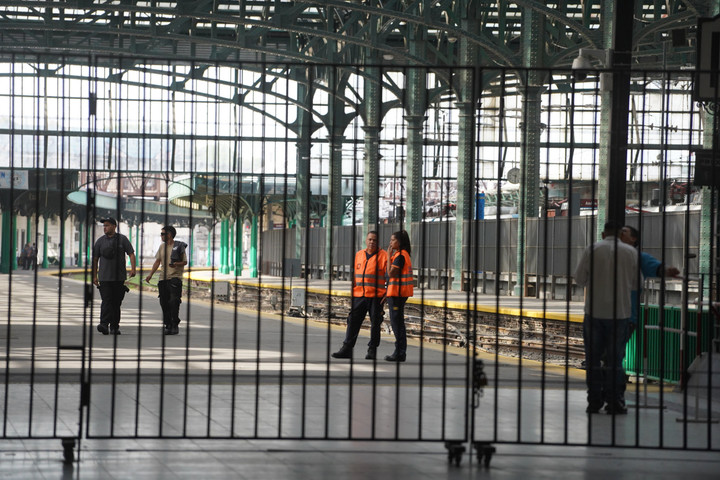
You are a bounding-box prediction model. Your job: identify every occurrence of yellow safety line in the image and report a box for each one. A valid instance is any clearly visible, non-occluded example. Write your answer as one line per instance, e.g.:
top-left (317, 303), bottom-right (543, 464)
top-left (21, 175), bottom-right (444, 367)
top-left (183, 271), bottom-right (585, 324)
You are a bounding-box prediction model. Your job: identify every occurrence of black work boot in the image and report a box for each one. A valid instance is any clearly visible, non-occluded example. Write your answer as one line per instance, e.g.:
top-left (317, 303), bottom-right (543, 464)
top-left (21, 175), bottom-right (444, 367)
top-left (384, 351), bottom-right (406, 362)
top-left (365, 347), bottom-right (376, 360)
top-left (331, 345), bottom-right (352, 359)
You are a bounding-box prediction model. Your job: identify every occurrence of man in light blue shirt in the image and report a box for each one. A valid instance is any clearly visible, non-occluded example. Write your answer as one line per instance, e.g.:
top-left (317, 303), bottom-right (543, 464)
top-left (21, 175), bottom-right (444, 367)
top-left (619, 225), bottom-right (680, 403)
top-left (620, 225), bottom-right (680, 332)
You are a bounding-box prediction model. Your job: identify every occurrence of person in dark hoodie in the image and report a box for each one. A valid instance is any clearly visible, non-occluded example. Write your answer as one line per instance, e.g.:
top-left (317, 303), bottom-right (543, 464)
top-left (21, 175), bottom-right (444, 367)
top-left (145, 225), bottom-right (188, 335)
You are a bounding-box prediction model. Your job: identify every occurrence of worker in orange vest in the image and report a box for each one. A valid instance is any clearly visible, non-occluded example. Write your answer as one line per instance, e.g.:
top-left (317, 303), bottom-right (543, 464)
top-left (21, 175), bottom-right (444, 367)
top-left (332, 231), bottom-right (389, 360)
top-left (384, 230), bottom-right (413, 362)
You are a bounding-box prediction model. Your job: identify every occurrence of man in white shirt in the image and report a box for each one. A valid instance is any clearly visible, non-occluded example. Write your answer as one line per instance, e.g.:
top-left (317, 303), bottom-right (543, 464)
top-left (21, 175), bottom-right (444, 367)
top-left (574, 222), bottom-right (638, 415)
top-left (145, 225), bottom-right (188, 335)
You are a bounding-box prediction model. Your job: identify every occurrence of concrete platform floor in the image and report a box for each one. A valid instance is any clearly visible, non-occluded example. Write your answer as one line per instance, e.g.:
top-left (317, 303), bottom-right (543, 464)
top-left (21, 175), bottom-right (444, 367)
top-left (1, 269), bottom-right (719, 479)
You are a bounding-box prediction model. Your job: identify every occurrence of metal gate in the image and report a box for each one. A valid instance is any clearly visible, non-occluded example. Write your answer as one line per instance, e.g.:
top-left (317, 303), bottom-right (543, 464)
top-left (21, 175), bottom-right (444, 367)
top-left (1, 57), bottom-right (719, 466)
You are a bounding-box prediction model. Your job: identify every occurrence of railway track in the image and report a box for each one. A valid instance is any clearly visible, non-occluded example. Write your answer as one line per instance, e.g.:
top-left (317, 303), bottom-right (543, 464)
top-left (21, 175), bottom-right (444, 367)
top-left (197, 282), bottom-right (587, 367)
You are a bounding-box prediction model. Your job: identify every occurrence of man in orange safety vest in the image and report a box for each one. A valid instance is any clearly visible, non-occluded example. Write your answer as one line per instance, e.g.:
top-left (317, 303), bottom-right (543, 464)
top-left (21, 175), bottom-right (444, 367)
top-left (331, 231), bottom-right (388, 360)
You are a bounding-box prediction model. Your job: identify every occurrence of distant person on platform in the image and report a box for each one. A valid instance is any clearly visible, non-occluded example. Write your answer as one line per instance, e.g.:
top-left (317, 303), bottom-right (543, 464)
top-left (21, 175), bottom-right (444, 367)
top-left (384, 229), bottom-right (414, 362)
top-left (574, 222), bottom-right (638, 415)
top-left (31, 243), bottom-right (38, 270)
top-left (145, 225), bottom-right (188, 335)
top-left (22, 243), bottom-right (33, 270)
top-left (92, 218), bottom-right (136, 335)
top-left (332, 231), bottom-right (388, 360)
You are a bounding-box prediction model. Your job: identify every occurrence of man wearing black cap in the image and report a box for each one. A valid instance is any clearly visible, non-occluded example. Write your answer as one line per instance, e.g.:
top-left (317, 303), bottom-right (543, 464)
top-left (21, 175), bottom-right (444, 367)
top-left (92, 218), bottom-right (137, 335)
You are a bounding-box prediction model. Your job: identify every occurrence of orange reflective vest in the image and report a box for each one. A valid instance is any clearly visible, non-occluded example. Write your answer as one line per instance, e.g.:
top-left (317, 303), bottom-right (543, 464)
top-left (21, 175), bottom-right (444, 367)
top-left (353, 249), bottom-right (388, 297)
top-left (387, 250), bottom-right (413, 297)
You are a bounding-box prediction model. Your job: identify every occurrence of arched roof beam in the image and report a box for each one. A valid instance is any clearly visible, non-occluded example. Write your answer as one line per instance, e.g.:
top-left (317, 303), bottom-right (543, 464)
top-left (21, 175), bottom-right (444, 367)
top-left (504, 0), bottom-right (601, 50)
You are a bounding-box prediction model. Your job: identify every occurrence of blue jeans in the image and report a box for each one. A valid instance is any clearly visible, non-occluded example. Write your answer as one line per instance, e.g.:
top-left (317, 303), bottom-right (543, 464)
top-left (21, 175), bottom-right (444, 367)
top-left (387, 297), bottom-right (408, 355)
top-left (583, 315), bottom-right (629, 407)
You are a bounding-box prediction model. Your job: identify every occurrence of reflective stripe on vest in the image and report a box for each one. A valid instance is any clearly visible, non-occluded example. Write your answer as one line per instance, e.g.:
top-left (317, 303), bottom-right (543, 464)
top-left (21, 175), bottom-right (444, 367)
top-left (387, 250), bottom-right (413, 297)
top-left (352, 249), bottom-right (387, 297)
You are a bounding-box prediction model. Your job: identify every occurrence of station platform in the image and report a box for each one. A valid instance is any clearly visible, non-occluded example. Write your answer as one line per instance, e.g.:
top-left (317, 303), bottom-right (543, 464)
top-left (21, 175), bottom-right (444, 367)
top-left (184, 269), bottom-right (587, 322)
top-left (1, 268), bottom-right (719, 479)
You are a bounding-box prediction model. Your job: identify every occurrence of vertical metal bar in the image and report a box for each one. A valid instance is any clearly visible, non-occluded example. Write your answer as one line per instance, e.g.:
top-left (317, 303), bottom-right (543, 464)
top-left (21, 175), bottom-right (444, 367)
top-left (538, 72), bottom-right (554, 444)
top-left (277, 65), bottom-right (295, 439)
top-left (85, 56), bottom-right (98, 438)
top-left (206, 63), bottom-right (221, 438)
top-left (133, 63), bottom-right (149, 439)
top-left (585, 69), bottom-right (601, 443)
top-left (76, 54), bottom-right (95, 452)
top-left (491, 69), bottom-right (508, 444)
top-left (51, 63), bottom-right (66, 439)
top-left (182, 67), bottom-right (195, 436)
top-left (228, 65), bottom-right (243, 438)
top-left (301, 64), bottom-right (314, 440)
top-left (564, 67), bottom-right (578, 445)
top-left (606, 0), bottom-right (634, 226)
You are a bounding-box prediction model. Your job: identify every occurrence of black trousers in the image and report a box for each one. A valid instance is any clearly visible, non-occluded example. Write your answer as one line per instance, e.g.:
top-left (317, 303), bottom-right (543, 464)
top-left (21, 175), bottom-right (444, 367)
top-left (342, 296), bottom-right (384, 349)
top-left (98, 281), bottom-right (127, 329)
top-left (158, 278), bottom-right (183, 328)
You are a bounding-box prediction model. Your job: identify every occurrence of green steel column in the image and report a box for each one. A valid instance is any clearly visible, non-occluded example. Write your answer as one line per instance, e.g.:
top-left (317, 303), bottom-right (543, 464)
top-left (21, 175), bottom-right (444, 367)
top-left (597, 92), bottom-right (612, 238)
top-left (42, 216), bottom-right (48, 268)
top-left (219, 218), bottom-right (230, 274)
top-left (86, 221), bottom-right (91, 268)
top-left (135, 224), bottom-right (139, 267)
top-left (228, 221), bottom-right (235, 271)
top-left (698, 3), bottom-right (720, 298)
top-left (206, 224), bottom-right (213, 267)
top-left (362, 21), bottom-right (381, 231)
top-left (404, 114), bottom-right (425, 227)
top-left (404, 30), bottom-right (428, 239)
top-left (323, 85), bottom-right (346, 280)
top-left (234, 219), bottom-right (243, 276)
top-left (452, 2), bottom-right (480, 291)
top-left (452, 100), bottom-right (476, 291)
top-left (519, 86), bottom-right (543, 221)
top-left (26, 216), bottom-right (31, 244)
top-left (595, 1), bottom-right (614, 236)
top-left (0, 209), bottom-right (11, 273)
top-left (295, 138), bottom-right (311, 260)
top-left (363, 65), bottom-right (381, 230)
top-left (324, 132), bottom-right (344, 279)
top-left (295, 75), bottom-right (312, 265)
top-left (249, 215), bottom-right (258, 278)
top-left (699, 108), bottom-right (715, 298)
top-left (513, 5), bottom-right (544, 296)
top-left (77, 221), bottom-right (83, 267)
top-left (11, 214), bottom-right (17, 271)
top-left (514, 85), bottom-right (543, 296)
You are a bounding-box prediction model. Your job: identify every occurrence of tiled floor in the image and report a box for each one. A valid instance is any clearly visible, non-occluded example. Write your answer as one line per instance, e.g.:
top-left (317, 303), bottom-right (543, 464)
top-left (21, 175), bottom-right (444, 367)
top-left (2, 271), bottom-right (719, 479)
top-left (2, 438), bottom-right (720, 479)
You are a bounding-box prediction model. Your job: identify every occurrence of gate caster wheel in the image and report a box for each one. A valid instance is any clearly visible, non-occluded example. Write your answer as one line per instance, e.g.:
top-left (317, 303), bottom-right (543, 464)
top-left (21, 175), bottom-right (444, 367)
top-left (61, 437), bottom-right (76, 464)
top-left (444, 441), bottom-right (465, 466)
top-left (473, 442), bottom-right (495, 467)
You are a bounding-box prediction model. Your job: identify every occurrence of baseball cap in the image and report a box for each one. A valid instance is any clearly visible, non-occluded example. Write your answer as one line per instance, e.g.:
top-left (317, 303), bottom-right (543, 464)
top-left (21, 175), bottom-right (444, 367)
top-left (100, 217), bottom-right (117, 226)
